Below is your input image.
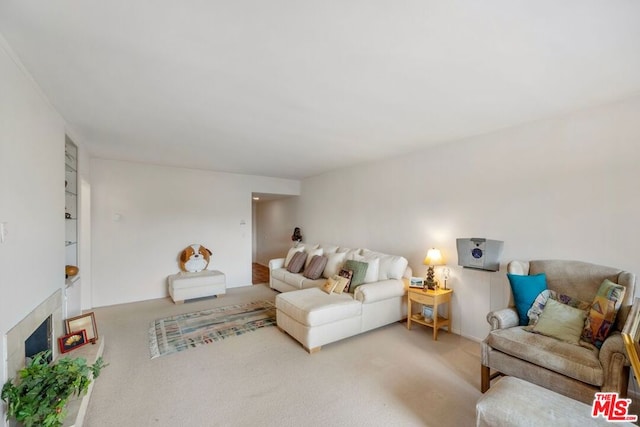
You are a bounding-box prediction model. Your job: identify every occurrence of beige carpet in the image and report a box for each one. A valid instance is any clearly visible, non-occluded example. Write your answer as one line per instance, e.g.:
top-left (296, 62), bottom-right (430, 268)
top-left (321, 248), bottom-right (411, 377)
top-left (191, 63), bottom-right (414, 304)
top-left (84, 284), bottom-right (482, 426)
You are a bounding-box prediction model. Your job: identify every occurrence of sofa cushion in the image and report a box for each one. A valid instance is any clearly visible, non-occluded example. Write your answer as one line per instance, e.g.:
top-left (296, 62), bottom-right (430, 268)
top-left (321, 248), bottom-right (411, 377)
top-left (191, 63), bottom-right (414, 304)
top-left (323, 252), bottom-right (347, 278)
top-left (283, 272), bottom-right (325, 289)
top-left (530, 299), bottom-right (587, 345)
top-left (337, 247), bottom-right (362, 261)
top-left (487, 327), bottom-right (602, 386)
top-left (276, 288), bottom-right (361, 327)
top-left (304, 247), bottom-right (323, 268)
top-left (582, 279), bottom-right (626, 348)
top-left (361, 250), bottom-right (408, 280)
top-left (318, 244), bottom-right (339, 254)
top-left (287, 251), bottom-right (307, 274)
top-left (345, 260), bottom-right (369, 292)
top-left (354, 255), bottom-right (380, 284)
top-left (303, 255), bottom-right (328, 280)
top-left (284, 246), bottom-right (304, 268)
top-left (271, 268), bottom-right (287, 282)
top-left (507, 273), bottom-right (548, 326)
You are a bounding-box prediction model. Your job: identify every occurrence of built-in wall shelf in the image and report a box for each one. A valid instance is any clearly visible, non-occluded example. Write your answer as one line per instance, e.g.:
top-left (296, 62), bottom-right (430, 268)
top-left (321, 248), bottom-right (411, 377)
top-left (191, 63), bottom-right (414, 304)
top-left (65, 136), bottom-right (81, 320)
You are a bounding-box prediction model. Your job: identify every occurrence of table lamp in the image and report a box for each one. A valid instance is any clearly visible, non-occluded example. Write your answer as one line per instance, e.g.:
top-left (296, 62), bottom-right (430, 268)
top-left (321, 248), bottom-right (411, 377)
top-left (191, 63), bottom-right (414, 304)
top-left (423, 248), bottom-right (443, 290)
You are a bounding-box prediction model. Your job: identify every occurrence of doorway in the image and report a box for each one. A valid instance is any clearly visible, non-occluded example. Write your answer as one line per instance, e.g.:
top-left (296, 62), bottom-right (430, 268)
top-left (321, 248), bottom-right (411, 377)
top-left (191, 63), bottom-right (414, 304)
top-left (251, 192), bottom-right (300, 285)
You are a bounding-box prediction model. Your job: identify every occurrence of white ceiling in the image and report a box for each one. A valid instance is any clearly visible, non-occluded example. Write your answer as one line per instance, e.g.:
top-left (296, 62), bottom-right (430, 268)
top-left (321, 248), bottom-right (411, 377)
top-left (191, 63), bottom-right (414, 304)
top-left (2, 1), bottom-right (640, 179)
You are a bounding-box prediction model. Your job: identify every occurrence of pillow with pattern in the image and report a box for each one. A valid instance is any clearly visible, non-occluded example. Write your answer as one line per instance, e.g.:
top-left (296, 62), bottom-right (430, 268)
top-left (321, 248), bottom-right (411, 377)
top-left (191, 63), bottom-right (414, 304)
top-left (527, 290), bottom-right (591, 326)
top-left (336, 269), bottom-right (353, 294)
top-left (582, 279), bottom-right (626, 348)
top-left (286, 251), bottom-right (307, 274)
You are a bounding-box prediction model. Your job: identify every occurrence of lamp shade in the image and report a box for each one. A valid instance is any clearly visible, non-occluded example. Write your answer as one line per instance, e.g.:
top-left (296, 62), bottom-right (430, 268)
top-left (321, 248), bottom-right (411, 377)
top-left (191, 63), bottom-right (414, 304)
top-left (423, 248), bottom-right (443, 266)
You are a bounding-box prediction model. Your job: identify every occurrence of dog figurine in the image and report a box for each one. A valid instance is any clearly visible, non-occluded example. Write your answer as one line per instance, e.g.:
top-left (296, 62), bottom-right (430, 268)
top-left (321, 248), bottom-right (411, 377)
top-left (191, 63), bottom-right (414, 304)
top-left (179, 244), bottom-right (212, 273)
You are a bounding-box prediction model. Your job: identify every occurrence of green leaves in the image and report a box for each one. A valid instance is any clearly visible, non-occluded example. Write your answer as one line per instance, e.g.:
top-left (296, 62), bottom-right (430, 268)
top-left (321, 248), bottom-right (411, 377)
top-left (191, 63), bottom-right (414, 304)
top-left (1, 350), bottom-right (107, 427)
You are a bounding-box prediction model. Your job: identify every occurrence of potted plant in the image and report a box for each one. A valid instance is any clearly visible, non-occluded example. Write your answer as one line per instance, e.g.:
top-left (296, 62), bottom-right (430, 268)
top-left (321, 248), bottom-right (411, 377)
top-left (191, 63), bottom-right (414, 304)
top-left (1, 350), bottom-right (106, 427)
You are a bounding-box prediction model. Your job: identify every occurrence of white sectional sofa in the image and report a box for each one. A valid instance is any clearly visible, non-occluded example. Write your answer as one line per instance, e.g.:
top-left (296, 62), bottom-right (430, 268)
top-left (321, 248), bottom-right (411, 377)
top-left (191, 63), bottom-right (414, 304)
top-left (270, 244), bottom-right (412, 352)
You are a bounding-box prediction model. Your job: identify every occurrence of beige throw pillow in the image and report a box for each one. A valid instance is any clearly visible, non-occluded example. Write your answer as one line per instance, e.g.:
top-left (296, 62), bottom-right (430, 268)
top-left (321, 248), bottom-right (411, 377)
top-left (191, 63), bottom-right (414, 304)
top-left (531, 298), bottom-right (587, 345)
top-left (322, 278), bottom-right (339, 294)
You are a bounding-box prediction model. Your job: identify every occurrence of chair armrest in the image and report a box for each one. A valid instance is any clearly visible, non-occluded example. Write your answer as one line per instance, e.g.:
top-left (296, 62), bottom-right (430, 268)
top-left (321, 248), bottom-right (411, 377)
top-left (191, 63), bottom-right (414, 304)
top-left (355, 280), bottom-right (405, 303)
top-left (599, 332), bottom-right (631, 394)
top-left (269, 258), bottom-right (284, 270)
top-left (600, 332), bottom-right (629, 367)
top-left (486, 308), bottom-right (519, 330)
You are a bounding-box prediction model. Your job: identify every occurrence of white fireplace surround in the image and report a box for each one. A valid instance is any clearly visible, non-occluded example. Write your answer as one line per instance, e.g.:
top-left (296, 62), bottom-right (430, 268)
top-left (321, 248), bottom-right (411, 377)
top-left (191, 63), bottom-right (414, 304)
top-left (5, 289), bottom-right (64, 380)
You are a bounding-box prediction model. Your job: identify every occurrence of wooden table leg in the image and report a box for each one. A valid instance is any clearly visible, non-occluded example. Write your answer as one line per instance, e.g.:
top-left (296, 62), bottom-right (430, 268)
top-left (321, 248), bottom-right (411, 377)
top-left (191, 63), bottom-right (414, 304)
top-left (433, 300), bottom-right (439, 340)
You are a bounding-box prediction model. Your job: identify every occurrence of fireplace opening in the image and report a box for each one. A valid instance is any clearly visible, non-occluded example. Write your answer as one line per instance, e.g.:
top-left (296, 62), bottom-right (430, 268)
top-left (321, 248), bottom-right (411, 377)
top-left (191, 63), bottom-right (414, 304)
top-left (25, 315), bottom-right (52, 364)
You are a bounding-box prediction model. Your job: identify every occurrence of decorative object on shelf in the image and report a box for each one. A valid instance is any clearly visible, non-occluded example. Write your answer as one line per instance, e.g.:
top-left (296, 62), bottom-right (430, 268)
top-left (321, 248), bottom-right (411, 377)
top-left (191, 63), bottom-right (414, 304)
top-left (65, 265), bottom-right (79, 278)
top-left (442, 267), bottom-right (451, 290)
top-left (423, 248), bottom-right (443, 290)
top-left (178, 243), bottom-right (212, 272)
top-left (422, 305), bottom-right (434, 321)
top-left (1, 350), bottom-right (106, 427)
top-left (58, 330), bottom-right (88, 353)
top-left (409, 277), bottom-right (424, 288)
top-left (66, 312), bottom-right (98, 344)
top-left (291, 227), bottom-right (303, 246)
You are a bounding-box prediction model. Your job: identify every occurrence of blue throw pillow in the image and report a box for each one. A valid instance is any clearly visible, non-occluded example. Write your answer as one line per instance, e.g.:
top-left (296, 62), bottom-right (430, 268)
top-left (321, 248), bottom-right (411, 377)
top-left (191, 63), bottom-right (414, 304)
top-left (507, 273), bottom-right (548, 326)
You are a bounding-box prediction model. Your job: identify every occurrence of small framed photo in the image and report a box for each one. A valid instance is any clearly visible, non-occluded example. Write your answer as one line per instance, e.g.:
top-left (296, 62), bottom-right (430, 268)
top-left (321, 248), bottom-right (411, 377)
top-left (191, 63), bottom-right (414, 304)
top-left (58, 329), bottom-right (88, 353)
top-left (66, 312), bottom-right (98, 344)
top-left (409, 277), bottom-right (424, 288)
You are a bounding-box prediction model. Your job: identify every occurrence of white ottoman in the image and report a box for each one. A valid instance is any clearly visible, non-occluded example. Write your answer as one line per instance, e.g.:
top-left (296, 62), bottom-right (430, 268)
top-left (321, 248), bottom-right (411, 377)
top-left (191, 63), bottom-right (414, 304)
top-left (476, 376), bottom-right (636, 427)
top-left (167, 270), bottom-right (226, 304)
top-left (275, 288), bottom-right (362, 353)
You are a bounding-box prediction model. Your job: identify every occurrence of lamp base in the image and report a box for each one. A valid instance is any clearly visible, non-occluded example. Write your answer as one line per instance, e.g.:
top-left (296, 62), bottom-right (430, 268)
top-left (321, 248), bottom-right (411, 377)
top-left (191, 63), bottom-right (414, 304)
top-left (425, 280), bottom-right (438, 290)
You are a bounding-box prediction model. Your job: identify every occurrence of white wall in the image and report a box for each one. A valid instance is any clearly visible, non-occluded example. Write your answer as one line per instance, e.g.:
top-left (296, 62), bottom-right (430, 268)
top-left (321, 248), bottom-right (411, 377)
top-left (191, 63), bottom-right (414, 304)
top-left (0, 35), bottom-right (66, 424)
top-left (90, 159), bottom-right (300, 307)
top-left (299, 95), bottom-right (640, 342)
top-left (254, 197), bottom-right (300, 266)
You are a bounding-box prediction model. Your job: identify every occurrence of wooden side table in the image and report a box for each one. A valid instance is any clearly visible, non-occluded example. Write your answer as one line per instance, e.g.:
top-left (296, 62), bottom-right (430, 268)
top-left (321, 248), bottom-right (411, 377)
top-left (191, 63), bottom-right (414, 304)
top-left (406, 287), bottom-right (453, 340)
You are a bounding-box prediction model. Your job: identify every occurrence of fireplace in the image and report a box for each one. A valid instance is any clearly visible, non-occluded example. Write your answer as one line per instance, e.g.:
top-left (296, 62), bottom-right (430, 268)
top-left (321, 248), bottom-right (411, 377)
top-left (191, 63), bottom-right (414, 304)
top-left (6, 289), bottom-right (63, 379)
top-left (24, 315), bottom-right (52, 364)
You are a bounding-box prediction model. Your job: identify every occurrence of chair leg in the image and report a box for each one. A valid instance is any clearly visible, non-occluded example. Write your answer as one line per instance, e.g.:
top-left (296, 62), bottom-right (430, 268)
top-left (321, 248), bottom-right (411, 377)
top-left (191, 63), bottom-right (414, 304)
top-left (481, 364), bottom-right (490, 393)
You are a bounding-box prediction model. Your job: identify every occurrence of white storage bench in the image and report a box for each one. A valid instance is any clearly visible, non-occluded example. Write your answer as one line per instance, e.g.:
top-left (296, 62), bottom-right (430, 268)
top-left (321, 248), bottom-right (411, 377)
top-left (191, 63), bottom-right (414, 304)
top-left (167, 270), bottom-right (226, 304)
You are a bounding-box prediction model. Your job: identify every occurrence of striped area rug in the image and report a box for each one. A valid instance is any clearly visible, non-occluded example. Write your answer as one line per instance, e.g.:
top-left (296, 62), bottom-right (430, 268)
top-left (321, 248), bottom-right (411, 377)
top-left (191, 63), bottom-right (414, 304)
top-left (149, 300), bottom-right (276, 359)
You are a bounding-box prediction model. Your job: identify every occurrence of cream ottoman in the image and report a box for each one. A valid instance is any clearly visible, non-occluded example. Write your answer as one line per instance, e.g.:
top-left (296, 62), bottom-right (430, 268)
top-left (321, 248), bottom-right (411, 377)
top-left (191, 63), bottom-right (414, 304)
top-left (275, 288), bottom-right (362, 353)
top-left (167, 270), bottom-right (226, 304)
top-left (476, 376), bottom-right (636, 427)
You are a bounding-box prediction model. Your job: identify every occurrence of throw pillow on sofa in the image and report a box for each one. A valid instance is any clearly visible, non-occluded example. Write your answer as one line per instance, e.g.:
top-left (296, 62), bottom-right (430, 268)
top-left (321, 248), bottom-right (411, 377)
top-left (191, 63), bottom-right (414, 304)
top-left (345, 260), bottom-right (368, 293)
top-left (582, 279), bottom-right (626, 348)
top-left (323, 252), bottom-right (347, 278)
top-left (335, 269), bottom-right (353, 294)
top-left (284, 246), bottom-right (304, 268)
top-left (354, 255), bottom-right (380, 284)
top-left (322, 275), bottom-right (350, 294)
top-left (303, 255), bottom-right (328, 280)
top-left (287, 251), bottom-right (308, 274)
top-left (304, 247), bottom-right (323, 269)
